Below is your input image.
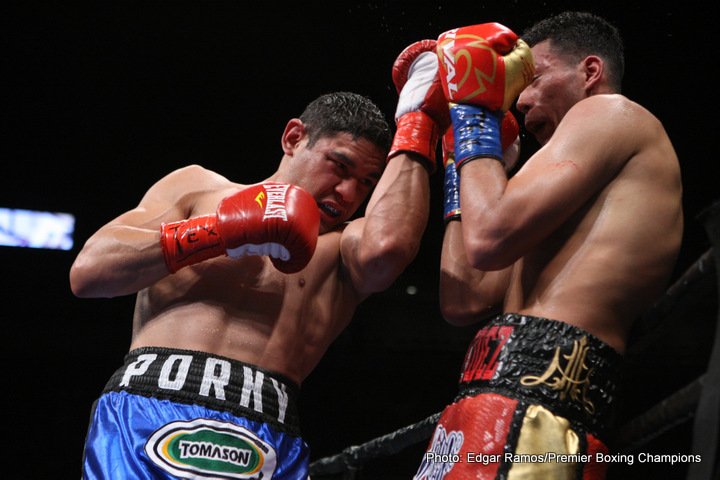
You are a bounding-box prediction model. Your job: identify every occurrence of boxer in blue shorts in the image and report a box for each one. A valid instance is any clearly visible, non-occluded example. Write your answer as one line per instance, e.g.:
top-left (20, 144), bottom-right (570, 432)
top-left (72, 60), bottom-right (450, 478)
top-left (84, 348), bottom-right (306, 479)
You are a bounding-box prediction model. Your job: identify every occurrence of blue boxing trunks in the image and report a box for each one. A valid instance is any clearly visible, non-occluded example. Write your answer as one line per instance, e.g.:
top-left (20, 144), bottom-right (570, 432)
top-left (415, 313), bottom-right (622, 480)
top-left (82, 347), bottom-right (309, 479)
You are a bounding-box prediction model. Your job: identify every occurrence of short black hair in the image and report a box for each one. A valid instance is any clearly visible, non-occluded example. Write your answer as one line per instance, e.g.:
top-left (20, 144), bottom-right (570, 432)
top-left (523, 11), bottom-right (624, 92)
top-left (299, 92), bottom-right (392, 154)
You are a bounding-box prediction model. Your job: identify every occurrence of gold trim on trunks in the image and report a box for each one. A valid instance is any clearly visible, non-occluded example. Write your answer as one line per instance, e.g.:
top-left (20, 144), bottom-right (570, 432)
top-left (520, 336), bottom-right (595, 414)
top-left (507, 404), bottom-right (580, 480)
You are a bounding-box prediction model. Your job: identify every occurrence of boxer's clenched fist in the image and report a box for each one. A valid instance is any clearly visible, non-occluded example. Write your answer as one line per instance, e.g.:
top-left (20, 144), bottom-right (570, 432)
top-left (436, 23), bottom-right (532, 170)
top-left (387, 39), bottom-right (451, 172)
top-left (160, 182), bottom-right (320, 274)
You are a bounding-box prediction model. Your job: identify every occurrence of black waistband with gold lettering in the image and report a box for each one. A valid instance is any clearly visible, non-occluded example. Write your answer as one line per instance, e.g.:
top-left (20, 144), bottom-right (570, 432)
top-left (103, 347), bottom-right (301, 435)
top-left (458, 313), bottom-right (622, 438)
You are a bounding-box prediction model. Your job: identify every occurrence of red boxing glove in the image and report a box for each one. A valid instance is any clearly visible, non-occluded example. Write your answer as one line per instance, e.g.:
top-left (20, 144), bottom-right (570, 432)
top-left (160, 183), bottom-right (320, 274)
top-left (436, 23), bottom-right (534, 112)
top-left (501, 111), bottom-right (521, 171)
top-left (501, 111), bottom-right (519, 152)
top-left (436, 23), bottom-right (532, 168)
top-left (387, 39), bottom-right (451, 172)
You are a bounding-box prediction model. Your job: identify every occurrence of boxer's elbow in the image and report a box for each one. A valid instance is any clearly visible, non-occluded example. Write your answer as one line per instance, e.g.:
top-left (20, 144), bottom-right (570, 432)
top-left (69, 260), bottom-right (99, 298)
top-left (69, 256), bottom-right (116, 298)
top-left (440, 302), bottom-right (482, 326)
top-left (359, 237), bottom-right (419, 293)
top-left (463, 234), bottom-right (516, 271)
top-left (439, 278), bottom-right (498, 326)
top-left (441, 307), bottom-right (497, 327)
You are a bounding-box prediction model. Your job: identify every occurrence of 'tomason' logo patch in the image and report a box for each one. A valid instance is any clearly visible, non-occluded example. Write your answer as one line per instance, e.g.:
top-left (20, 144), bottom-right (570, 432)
top-left (145, 419), bottom-right (277, 479)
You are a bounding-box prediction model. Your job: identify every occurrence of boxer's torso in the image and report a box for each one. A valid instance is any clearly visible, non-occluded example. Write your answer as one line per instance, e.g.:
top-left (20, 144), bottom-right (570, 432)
top-left (504, 98), bottom-right (683, 353)
top-left (130, 182), bottom-right (360, 386)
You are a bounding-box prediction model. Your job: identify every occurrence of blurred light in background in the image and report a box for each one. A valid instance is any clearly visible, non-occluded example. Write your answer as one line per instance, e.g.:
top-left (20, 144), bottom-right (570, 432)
top-left (0, 207), bottom-right (75, 250)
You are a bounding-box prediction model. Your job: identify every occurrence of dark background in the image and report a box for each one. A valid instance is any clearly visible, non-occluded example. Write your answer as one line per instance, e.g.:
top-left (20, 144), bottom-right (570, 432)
top-left (3, 1), bottom-right (718, 478)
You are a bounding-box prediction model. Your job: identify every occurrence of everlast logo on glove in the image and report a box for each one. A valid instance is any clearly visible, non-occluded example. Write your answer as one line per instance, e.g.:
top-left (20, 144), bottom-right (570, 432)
top-left (261, 183), bottom-right (290, 221)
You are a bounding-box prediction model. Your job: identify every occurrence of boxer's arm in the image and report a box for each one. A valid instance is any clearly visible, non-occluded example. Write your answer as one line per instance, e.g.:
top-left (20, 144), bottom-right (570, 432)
top-left (165, 182), bottom-right (319, 274)
top-left (71, 168), bottom-right (320, 298)
top-left (340, 154), bottom-right (430, 298)
top-left (340, 40), bottom-right (447, 298)
top-left (440, 221), bottom-right (512, 325)
top-left (460, 95), bottom-right (640, 270)
top-left (69, 165), bottom-right (215, 298)
top-left (439, 129), bottom-right (512, 324)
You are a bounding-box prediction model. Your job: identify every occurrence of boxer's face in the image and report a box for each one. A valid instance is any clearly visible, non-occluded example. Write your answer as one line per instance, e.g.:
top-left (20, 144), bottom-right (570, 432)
top-left (288, 131), bottom-right (385, 233)
top-left (517, 40), bottom-right (586, 145)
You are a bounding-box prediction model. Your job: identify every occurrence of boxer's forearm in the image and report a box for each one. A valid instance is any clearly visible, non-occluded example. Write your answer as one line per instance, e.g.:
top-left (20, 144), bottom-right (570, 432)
top-left (341, 156), bottom-right (429, 296)
top-left (440, 221), bottom-right (509, 324)
top-left (365, 154), bottom-right (429, 257)
top-left (70, 224), bottom-right (170, 298)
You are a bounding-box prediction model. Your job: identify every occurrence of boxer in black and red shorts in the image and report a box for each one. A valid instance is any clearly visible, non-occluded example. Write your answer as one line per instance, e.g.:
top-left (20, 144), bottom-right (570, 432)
top-left (424, 12), bottom-right (682, 480)
top-left (415, 314), bottom-right (620, 479)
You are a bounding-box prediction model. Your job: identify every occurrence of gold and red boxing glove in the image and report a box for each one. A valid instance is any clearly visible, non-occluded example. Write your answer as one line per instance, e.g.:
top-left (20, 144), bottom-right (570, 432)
top-left (160, 182), bottom-right (320, 274)
top-left (387, 39), bottom-right (451, 172)
top-left (436, 23), bottom-right (533, 171)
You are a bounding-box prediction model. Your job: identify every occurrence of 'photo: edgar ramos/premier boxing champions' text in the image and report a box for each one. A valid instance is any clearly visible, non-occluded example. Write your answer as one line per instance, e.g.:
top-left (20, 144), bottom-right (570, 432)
top-left (423, 450), bottom-right (703, 468)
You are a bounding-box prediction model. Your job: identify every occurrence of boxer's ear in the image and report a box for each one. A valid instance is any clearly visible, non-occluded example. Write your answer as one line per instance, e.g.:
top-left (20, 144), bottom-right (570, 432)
top-left (581, 55), bottom-right (604, 93)
top-left (282, 119), bottom-right (307, 155)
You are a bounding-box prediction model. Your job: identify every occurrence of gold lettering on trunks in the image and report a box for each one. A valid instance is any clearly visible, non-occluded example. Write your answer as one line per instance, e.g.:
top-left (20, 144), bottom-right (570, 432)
top-left (520, 336), bottom-right (595, 414)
